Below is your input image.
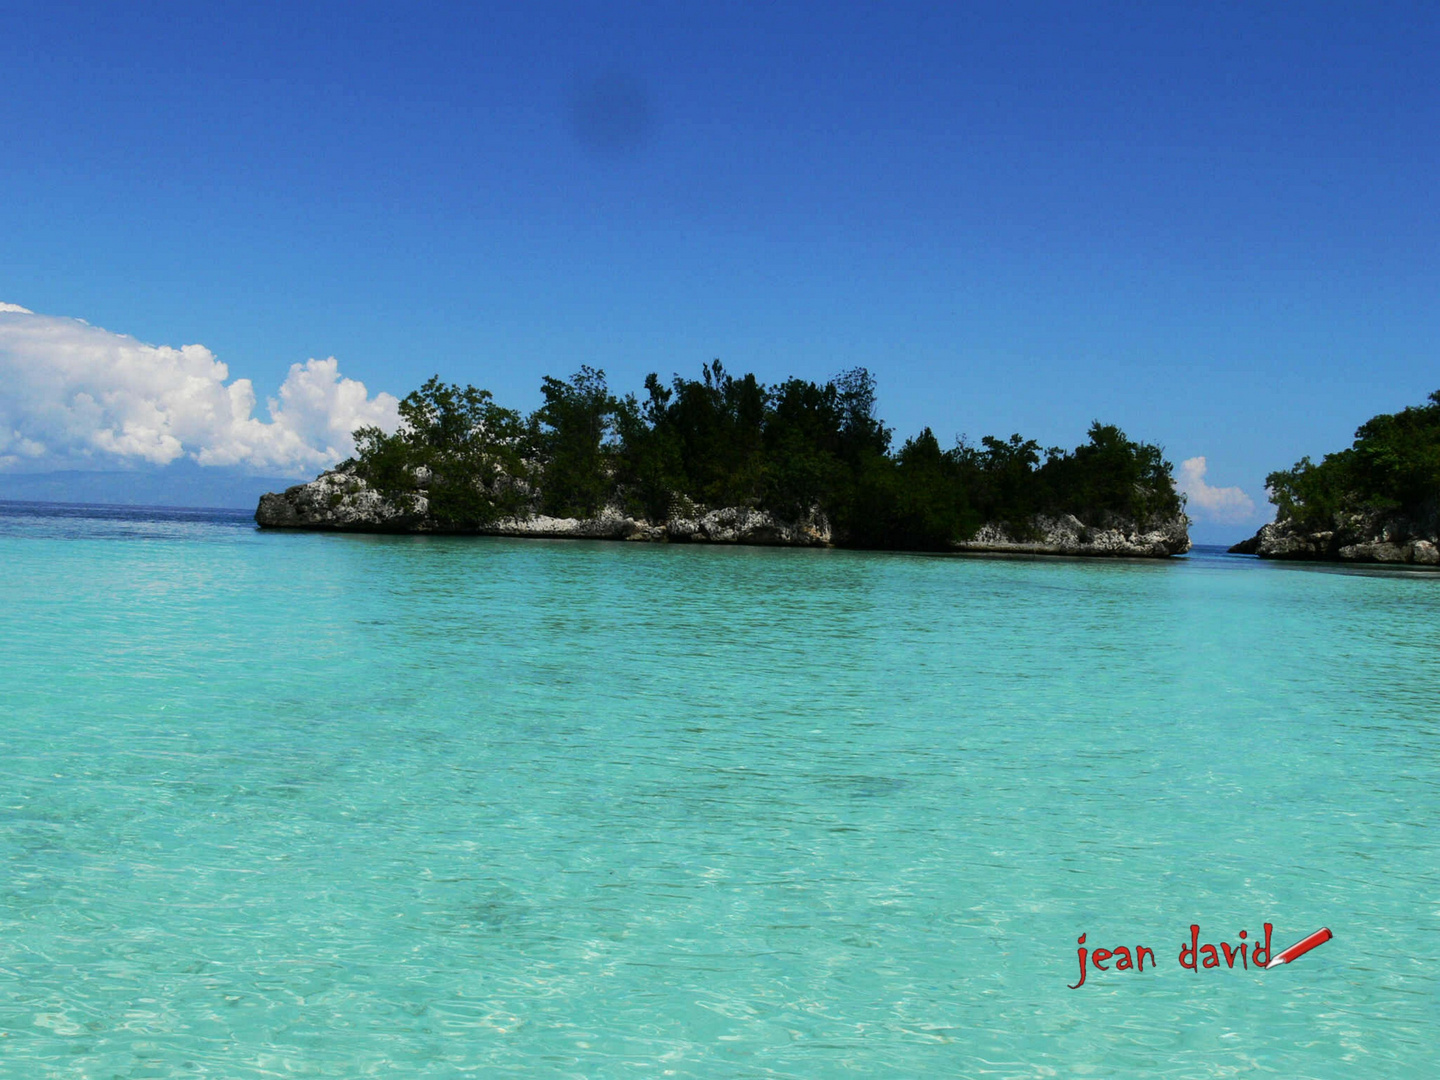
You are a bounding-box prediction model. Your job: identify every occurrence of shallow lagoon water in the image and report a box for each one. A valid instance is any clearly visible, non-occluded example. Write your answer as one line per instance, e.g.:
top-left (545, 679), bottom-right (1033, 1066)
top-left (1, 501), bottom-right (1437, 1078)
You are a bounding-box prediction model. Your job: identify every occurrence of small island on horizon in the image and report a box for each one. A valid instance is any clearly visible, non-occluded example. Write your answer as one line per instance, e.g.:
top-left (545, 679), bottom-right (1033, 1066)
top-left (257, 364), bottom-right (1191, 558)
top-left (1231, 390), bottom-right (1440, 567)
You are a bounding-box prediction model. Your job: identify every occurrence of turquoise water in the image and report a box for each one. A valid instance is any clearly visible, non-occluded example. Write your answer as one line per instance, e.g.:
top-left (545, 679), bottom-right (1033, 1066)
top-left (1, 502), bottom-right (1437, 1078)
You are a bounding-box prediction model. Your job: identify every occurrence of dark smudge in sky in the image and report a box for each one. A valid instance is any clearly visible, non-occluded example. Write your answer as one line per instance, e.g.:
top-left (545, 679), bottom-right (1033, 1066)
top-left (568, 73), bottom-right (654, 156)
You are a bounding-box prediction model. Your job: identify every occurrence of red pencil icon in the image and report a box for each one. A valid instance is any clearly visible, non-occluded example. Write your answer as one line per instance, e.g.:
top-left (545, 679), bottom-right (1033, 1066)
top-left (1266, 927), bottom-right (1333, 969)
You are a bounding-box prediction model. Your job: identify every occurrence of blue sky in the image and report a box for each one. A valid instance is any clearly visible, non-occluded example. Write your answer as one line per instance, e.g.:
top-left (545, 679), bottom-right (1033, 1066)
top-left (2, 2), bottom-right (1438, 540)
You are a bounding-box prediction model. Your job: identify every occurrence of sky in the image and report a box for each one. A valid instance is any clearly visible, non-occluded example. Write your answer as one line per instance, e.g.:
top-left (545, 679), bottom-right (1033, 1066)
top-left (2, 1), bottom-right (1437, 541)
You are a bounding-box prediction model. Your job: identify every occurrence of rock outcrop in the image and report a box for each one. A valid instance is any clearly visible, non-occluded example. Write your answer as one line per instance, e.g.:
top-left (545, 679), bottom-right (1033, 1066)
top-left (255, 470), bottom-right (429, 531)
top-left (256, 470), bottom-right (1189, 556)
top-left (483, 504), bottom-right (834, 546)
top-left (1229, 510), bottom-right (1440, 566)
top-left (951, 512), bottom-right (1191, 558)
top-left (255, 470), bottom-right (833, 546)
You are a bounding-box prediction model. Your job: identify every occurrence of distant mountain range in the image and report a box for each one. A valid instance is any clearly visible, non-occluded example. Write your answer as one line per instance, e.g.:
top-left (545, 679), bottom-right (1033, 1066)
top-left (0, 465), bottom-right (297, 510)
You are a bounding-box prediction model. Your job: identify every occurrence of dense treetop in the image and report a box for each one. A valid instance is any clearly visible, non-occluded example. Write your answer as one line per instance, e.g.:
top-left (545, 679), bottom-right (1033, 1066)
top-left (347, 364), bottom-right (1182, 548)
top-left (1266, 391), bottom-right (1440, 528)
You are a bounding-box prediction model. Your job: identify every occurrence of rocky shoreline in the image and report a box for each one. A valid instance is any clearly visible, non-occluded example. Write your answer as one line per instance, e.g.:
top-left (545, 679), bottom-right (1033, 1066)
top-left (255, 469), bottom-right (1191, 557)
top-left (952, 513), bottom-right (1191, 559)
top-left (1228, 510), bottom-right (1440, 566)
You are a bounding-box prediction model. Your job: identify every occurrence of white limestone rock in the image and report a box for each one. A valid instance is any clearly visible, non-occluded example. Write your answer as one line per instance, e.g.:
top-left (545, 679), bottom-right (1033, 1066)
top-left (255, 470), bottom-right (427, 531)
top-left (256, 471), bottom-right (831, 546)
top-left (1230, 509), bottom-right (1440, 567)
top-left (951, 512), bottom-right (1191, 558)
top-left (256, 472), bottom-right (1181, 557)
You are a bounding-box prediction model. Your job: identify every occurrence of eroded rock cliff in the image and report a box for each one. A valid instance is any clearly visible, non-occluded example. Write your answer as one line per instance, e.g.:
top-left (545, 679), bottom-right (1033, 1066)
top-left (256, 470), bottom-right (833, 546)
top-left (952, 513), bottom-right (1191, 558)
top-left (1229, 510), bottom-right (1440, 566)
top-left (256, 470), bottom-right (1189, 556)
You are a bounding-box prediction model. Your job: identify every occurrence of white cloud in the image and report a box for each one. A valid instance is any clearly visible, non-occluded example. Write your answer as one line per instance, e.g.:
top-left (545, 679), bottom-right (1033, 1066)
top-left (1178, 456), bottom-right (1257, 524)
top-left (0, 304), bottom-right (399, 476)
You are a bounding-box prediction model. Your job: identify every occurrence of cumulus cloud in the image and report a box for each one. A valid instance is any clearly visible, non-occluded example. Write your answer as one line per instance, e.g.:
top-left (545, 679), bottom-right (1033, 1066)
top-left (1178, 456), bottom-right (1257, 524)
top-left (0, 304), bottom-right (399, 475)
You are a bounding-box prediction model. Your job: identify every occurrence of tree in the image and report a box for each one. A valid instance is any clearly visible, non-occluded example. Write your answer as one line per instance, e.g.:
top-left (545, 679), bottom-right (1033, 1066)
top-left (614, 374), bottom-right (685, 520)
top-left (1038, 422), bottom-right (1179, 525)
top-left (351, 375), bottom-right (528, 527)
top-left (531, 366), bottom-right (617, 517)
top-left (762, 377), bottom-right (845, 519)
top-left (663, 360), bottom-right (767, 507)
top-left (353, 365), bottom-right (1183, 547)
top-left (1265, 390), bottom-right (1440, 526)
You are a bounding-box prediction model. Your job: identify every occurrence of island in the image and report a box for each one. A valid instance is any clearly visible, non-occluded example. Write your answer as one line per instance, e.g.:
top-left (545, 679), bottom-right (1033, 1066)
top-left (1231, 390), bottom-right (1440, 566)
top-left (257, 364), bottom-right (1191, 558)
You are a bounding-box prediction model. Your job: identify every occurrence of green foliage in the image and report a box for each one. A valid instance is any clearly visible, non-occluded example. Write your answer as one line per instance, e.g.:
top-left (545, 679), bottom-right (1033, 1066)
top-left (843, 429), bottom-right (981, 550)
top-left (974, 433), bottom-right (1045, 530)
top-left (664, 361), bottom-right (768, 508)
top-left (530, 366), bottom-right (617, 517)
top-left (1266, 391), bottom-right (1440, 527)
top-left (835, 421), bottom-right (1177, 548)
top-left (834, 366), bottom-right (893, 464)
top-left (351, 365), bottom-right (1182, 547)
top-left (352, 376), bottom-right (529, 528)
top-left (1039, 422), bottom-right (1181, 524)
top-left (762, 377), bottom-right (846, 519)
top-left (614, 374), bottom-right (686, 520)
